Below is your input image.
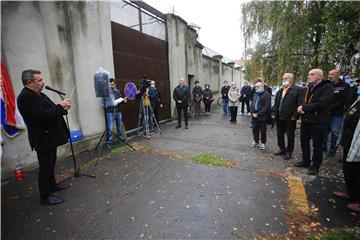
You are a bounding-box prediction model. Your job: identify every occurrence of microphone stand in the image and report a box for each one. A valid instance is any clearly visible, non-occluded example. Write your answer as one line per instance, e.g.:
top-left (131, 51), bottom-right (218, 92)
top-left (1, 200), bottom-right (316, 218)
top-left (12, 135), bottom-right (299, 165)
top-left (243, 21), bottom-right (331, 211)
top-left (57, 93), bottom-right (95, 178)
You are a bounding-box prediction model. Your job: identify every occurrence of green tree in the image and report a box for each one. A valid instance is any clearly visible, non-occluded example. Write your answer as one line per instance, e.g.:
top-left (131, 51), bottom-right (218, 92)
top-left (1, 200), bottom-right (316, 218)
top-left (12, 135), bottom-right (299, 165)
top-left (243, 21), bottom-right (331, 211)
top-left (242, 1), bottom-right (360, 85)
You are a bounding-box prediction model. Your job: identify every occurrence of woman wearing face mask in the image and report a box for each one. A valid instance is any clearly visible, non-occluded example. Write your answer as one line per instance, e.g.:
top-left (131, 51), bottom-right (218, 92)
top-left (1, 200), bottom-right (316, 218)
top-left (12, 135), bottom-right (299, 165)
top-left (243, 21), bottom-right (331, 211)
top-left (202, 84), bottom-right (214, 115)
top-left (228, 83), bottom-right (240, 123)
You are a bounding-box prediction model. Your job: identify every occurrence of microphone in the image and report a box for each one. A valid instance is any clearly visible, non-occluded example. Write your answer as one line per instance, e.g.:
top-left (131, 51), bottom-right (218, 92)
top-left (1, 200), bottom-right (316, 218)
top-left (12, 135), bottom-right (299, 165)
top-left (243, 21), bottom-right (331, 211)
top-left (45, 85), bottom-right (66, 95)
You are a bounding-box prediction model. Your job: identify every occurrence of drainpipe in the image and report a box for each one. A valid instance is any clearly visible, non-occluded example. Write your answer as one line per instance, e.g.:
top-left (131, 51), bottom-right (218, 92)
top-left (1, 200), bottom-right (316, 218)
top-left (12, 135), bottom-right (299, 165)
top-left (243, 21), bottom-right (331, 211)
top-left (213, 55), bottom-right (223, 93)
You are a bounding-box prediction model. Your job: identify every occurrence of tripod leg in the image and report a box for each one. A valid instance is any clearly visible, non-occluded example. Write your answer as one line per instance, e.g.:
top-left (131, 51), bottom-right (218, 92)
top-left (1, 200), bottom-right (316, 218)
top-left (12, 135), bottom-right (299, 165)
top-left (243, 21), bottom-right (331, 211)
top-left (137, 97), bottom-right (144, 136)
top-left (143, 106), bottom-right (150, 138)
top-left (149, 105), bottom-right (161, 134)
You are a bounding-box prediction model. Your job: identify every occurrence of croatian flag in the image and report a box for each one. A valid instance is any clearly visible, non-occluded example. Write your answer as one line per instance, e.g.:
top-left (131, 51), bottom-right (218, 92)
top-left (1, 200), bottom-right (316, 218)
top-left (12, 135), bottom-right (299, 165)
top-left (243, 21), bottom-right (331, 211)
top-left (1, 61), bottom-right (25, 138)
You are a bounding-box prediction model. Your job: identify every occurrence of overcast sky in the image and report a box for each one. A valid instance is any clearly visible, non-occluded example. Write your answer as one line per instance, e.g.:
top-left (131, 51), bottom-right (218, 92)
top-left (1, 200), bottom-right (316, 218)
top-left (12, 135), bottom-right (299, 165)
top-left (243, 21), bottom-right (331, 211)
top-left (143, 0), bottom-right (246, 61)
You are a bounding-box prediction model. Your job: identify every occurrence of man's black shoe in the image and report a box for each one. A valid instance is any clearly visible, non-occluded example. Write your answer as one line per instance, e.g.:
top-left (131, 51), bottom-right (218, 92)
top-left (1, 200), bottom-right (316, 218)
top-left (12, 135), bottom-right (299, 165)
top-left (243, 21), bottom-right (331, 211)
top-left (185, 126), bottom-right (189, 129)
top-left (293, 161), bottom-right (310, 168)
top-left (308, 167), bottom-right (319, 175)
top-left (175, 125), bottom-right (181, 129)
top-left (274, 150), bottom-right (286, 156)
top-left (40, 195), bottom-right (65, 206)
top-left (50, 182), bottom-right (70, 193)
top-left (327, 152), bottom-right (336, 157)
top-left (283, 153), bottom-right (292, 160)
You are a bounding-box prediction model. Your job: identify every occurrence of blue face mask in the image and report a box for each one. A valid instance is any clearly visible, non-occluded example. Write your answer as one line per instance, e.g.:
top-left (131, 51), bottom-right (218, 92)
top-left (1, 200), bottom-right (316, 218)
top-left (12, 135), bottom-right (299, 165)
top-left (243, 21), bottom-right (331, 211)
top-left (357, 88), bottom-right (360, 95)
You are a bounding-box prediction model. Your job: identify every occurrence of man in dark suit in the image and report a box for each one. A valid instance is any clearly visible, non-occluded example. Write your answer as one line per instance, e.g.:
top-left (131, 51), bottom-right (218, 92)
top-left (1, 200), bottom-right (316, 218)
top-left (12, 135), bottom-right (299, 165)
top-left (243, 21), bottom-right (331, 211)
top-left (17, 69), bottom-right (71, 205)
top-left (173, 78), bottom-right (189, 129)
top-left (295, 68), bottom-right (334, 175)
top-left (272, 73), bottom-right (302, 160)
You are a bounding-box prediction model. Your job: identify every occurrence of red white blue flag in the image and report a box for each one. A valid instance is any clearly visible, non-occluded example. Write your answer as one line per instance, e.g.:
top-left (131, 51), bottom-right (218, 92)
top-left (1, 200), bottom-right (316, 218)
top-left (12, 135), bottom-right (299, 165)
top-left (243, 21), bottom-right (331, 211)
top-left (1, 61), bottom-right (25, 138)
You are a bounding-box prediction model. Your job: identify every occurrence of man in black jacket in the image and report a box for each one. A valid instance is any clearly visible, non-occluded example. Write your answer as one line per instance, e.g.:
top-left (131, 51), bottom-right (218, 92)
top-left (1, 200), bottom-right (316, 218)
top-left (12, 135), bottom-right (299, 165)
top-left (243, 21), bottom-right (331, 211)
top-left (17, 70), bottom-right (71, 205)
top-left (323, 69), bottom-right (350, 157)
top-left (249, 81), bottom-right (271, 150)
top-left (295, 68), bottom-right (334, 175)
top-left (221, 80), bottom-right (230, 115)
top-left (240, 81), bottom-right (252, 115)
top-left (173, 78), bottom-right (189, 129)
top-left (272, 73), bottom-right (301, 160)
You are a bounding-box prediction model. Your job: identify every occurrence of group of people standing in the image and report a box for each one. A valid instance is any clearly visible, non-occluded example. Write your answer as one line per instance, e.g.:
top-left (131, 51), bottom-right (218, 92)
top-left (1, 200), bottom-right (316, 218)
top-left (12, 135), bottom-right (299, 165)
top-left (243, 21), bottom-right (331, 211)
top-left (244, 68), bottom-right (360, 212)
top-left (191, 80), bottom-right (214, 116)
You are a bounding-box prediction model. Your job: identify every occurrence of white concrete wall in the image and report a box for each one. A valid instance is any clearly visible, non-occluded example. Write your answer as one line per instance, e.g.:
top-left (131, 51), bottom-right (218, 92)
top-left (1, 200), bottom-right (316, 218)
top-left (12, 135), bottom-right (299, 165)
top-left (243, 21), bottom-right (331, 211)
top-left (1, 2), bottom-right (114, 178)
top-left (166, 13), bottom-right (243, 107)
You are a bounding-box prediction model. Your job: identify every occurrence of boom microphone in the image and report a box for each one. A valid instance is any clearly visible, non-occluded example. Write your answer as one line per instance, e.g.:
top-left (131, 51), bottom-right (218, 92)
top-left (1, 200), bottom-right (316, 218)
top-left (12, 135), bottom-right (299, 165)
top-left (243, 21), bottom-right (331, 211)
top-left (45, 85), bottom-right (66, 95)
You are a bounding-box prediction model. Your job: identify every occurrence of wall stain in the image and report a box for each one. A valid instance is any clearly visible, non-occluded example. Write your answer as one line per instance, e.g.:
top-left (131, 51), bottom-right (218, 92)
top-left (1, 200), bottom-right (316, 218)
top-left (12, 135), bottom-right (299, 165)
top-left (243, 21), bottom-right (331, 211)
top-left (71, 1), bottom-right (87, 35)
top-left (48, 56), bottom-right (63, 87)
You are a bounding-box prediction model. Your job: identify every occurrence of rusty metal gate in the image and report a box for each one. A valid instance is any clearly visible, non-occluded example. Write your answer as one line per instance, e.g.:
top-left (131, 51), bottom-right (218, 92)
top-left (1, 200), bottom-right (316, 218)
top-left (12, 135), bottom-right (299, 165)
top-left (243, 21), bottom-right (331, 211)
top-left (111, 21), bottom-right (171, 131)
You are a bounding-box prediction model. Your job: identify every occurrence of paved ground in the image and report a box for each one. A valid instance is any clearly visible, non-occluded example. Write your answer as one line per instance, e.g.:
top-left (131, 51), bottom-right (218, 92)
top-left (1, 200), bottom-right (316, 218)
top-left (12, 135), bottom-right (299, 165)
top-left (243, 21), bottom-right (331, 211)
top-left (2, 106), bottom-right (359, 239)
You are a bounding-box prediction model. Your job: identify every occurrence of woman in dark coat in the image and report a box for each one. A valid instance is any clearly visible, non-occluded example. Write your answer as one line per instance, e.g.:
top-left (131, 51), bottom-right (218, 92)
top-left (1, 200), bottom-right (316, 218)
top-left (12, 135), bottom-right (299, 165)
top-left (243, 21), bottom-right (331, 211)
top-left (202, 84), bottom-right (214, 115)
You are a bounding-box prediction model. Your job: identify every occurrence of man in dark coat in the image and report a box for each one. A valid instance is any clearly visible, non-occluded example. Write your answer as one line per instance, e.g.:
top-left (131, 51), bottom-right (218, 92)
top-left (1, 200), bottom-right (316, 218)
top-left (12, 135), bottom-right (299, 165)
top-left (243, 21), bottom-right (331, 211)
top-left (220, 80), bottom-right (230, 115)
top-left (240, 81), bottom-right (252, 115)
top-left (272, 73), bottom-right (302, 160)
top-left (249, 81), bottom-right (271, 150)
top-left (173, 78), bottom-right (189, 129)
top-left (295, 68), bottom-right (334, 175)
top-left (323, 69), bottom-right (350, 157)
top-left (17, 69), bottom-right (71, 205)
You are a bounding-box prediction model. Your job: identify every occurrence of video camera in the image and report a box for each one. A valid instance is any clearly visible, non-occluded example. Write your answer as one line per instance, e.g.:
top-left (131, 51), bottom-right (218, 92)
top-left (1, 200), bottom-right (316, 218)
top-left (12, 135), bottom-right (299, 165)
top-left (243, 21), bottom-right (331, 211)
top-left (139, 75), bottom-right (151, 94)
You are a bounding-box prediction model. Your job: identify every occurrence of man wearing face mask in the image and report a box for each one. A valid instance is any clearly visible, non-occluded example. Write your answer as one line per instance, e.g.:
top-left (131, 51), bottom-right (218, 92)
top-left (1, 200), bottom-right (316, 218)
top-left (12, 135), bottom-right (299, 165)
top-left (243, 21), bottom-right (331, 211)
top-left (192, 80), bottom-right (203, 116)
top-left (323, 69), bottom-right (350, 157)
top-left (272, 73), bottom-right (302, 160)
top-left (148, 80), bottom-right (163, 124)
top-left (249, 81), bottom-right (271, 150)
top-left (221, 81), bottom-right (230, 115)
top-left (295, 69), bottom-right (334, 175)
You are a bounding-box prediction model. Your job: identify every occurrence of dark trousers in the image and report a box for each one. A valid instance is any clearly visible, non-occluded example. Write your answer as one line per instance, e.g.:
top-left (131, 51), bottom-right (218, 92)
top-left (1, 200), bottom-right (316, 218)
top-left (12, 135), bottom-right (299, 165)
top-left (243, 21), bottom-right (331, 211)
top-left (252, 118), bottom-right (267, 144)
top-left (343, 145), bottom-right (360, 202)
top-left (230, 106), bottom-right (238, 122)
top-left (241, 98), bottom-right (250, 113)
top-left (36, 148), bottom-right (57, 198)
top-left (204, 102), bottom-right (211, 113)
top-left (176, 105), bottom-right (188, 127)
top-left (194, 101), bottom-right (201, 115)
top-left (276, 119), bottom-right (296, 154)
top-left (300, 122), bottom-right (325, 169)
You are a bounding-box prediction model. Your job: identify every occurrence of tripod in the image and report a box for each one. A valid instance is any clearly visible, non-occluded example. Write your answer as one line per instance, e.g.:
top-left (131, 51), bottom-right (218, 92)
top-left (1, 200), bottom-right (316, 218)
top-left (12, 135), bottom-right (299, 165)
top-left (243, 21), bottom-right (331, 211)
top-left (57, 93), bottom-right (95, 178)
top-left (95, 98), bottom-right (136, 165)
top-left (137, 94), bottom-right (161, 139)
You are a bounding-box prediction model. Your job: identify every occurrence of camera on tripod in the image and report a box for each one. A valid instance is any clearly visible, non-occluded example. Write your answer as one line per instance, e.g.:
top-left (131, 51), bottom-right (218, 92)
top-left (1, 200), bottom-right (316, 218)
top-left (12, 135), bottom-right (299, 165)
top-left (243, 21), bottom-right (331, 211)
top-left (139, 75), bottom-right (152, 94)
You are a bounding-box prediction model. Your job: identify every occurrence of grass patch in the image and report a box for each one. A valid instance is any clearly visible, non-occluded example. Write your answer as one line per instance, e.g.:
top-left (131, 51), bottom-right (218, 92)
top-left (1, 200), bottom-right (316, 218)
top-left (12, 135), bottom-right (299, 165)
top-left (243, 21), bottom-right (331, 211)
top-left (111, 146), bottom-right (130, 154)
top-left (304, 230), bottom-right (360, 240)
top-left (189, 153), bottom-right (235, 167)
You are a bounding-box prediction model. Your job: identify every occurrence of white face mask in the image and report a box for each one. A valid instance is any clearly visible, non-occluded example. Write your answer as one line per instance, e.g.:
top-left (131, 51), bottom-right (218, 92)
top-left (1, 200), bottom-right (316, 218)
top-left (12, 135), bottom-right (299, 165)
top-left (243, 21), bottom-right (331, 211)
top-left (151, 84), bottom-right (155, 88)
top-left (282, 81), bottom-right (290, 87)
